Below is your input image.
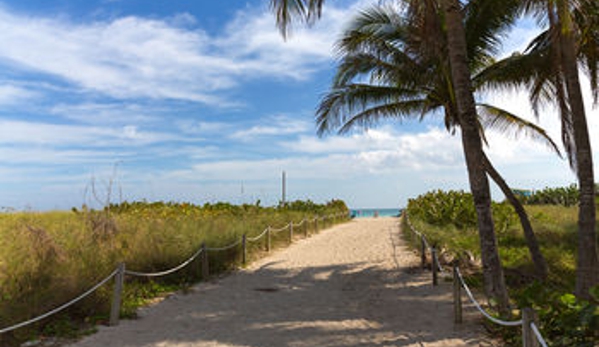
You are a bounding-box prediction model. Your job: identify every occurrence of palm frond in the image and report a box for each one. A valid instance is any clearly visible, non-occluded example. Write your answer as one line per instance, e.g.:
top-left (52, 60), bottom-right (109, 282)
top-left (270, 0), bottom-right (325, 38)
top-left (316, 84), bottom-right (429, 136)
top-left (464, 0), bottom-right (521, 70)
top-left (477, 103), bottom-right (562, 157)
top-left (336, 100), bottom-right (432, 134)
top-left (574, 0), bottom-right (599, 103)
top-left (474, 33), bottom-right (551, 92)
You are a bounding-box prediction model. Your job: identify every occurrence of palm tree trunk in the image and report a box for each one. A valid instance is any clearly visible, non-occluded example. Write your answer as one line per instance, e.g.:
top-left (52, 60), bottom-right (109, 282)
top-left (557, 3), bottom-right (599, 300)
top-left (482, 153), bottom-right (548, 280)
top-left (441, 0), bottom-right (509, 314)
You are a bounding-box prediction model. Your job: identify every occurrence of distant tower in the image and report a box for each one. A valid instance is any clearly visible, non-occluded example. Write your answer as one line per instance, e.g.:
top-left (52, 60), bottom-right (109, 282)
top-left (282, 171), bottom-right (286, 205)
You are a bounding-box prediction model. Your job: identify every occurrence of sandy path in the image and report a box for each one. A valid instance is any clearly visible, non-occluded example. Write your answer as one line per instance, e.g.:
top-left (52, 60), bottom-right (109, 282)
top-left (67, 217), bottom-right (495, 347)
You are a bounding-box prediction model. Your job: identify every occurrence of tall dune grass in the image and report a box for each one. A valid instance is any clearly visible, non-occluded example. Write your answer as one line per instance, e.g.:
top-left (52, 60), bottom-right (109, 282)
top-left (0, 200), bottom-right (348, 345)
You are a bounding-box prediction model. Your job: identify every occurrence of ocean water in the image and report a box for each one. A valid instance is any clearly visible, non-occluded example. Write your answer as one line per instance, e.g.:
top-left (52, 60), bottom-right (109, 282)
top-left (350, 208), bottom-right (403, 218)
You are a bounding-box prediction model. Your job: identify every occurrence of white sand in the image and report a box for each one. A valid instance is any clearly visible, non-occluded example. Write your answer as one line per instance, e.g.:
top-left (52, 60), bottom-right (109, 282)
top-left (67, 217), bottom-right (497, 347)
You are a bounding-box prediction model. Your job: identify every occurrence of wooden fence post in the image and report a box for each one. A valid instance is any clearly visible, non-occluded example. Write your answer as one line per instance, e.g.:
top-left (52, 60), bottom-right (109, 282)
top-left (242, 234), bottom-right (247, 265)
top-left (315, 219), bottom-right (319, 232)
top-left (289, 223), bottom-right (293, 244)
top-left (109, 263), bottom-right (125, 326)
top-left (453, 266), bottom-right (462, 324)
top-left (421, 236), bottom-right (426, 269)
top-left (304, 219), bottom-right (308, 238)
top-left (266, 226), bottom-right (271, 252)
top-left (201, 243), bottom-right (209, 279)
top-left (522, 307), bottom-right (539, 347)
top-left (432, 247), bottom-right (438, 286)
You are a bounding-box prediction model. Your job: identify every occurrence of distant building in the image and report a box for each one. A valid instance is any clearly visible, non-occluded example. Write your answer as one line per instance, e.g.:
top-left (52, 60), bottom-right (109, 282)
top-left (512, 189), bottom-right (533, 198)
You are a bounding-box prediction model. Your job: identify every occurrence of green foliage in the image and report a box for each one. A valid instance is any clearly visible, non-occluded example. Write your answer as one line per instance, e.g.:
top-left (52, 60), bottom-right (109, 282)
top-left (407, 190), bottom-right (516, 230)
top-left (522, 183), bottom-right (599, 207)
top-left (0, 199), bottom-right (349, 345)
top-left (511, 284), bottom-right (598, 346)
top-left (523, 184), bottom-right (580, 206)
top-left (404, 189), bottom-right (599, 346)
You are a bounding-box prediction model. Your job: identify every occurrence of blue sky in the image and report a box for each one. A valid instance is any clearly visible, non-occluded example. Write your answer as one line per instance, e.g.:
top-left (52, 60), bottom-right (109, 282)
top-left (0, 0), bottom-right (597, 211)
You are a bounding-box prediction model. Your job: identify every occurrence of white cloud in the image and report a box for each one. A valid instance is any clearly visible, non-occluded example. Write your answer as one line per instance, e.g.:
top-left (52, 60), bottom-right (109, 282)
top-left (498, 18), bottom-right (542, 58)
top-left (231, 115), bottom-right (311, 141)
top-left (215, 6), bottom-right (346, 80)
top-left (175, 119), bottom-right (231, 136)
top-left (283, 127), bottom-right (463, 170)
top-left (0, 84), bottom-right (38, 105)
top-left (50, 103), bottom-right (161, 125)
top-left (0, 119), bottom-right (185, 146)
top-left (0, 3), bottom-right (354, 106)
top-left (0, 146), bottom-right (129, 165)
top-left (162, 126), bottom-right (463, 185)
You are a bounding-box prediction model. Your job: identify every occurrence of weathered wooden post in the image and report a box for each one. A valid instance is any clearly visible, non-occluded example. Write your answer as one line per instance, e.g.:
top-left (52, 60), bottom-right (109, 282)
top-left (453, 266), bottom-right (462, 324)
top-left (201, 243), bottom-right (209, 279)
top-left (315, 218), bottom-right (319, 232)
top-left (109, 263), bottom-right (125, 326)
top-left (242, 234), bottom-right (247, 265)
top-left (304, 219), bottom-right (308, 238)
top-left (421, 236), bottom-right (426, 269)
top-left (289, 223), bottom-right (293, 244)
top-left (522, 307), bottom-right (539, 347)
top-left (432, 247), bottom-right (438, 286)
top-left (266, 226), bottom-right (271, 252)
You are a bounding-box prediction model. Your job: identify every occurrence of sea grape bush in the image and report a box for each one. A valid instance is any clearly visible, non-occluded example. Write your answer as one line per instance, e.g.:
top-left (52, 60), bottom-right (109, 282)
top-left (511, 283), bottom-right (598, 346)
top-left (523, 184), bottom-right (580, 206)
top-left (522, 183), bottom-right (599, 206)
top-left (407, 190), bottom-right (515, 230)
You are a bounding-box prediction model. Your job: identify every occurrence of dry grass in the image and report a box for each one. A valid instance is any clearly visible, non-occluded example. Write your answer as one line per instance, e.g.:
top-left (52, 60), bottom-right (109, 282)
top-left (0, 202), bottom-right (347, 345)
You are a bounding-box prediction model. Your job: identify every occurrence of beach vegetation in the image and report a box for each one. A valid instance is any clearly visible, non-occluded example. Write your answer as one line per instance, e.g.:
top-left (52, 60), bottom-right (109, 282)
top-left (0, 199), bottom-right (348, 346)
top-left (404, 189), bottom-right (599, 345)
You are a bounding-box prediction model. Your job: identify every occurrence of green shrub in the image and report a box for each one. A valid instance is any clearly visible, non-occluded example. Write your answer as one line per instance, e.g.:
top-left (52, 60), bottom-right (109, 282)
top-left (407, 190), bottom-right (515, 231)
top-left (404, 189), bottom-right (599, 346)
top-left (523, 184), bottom-right (580, 206)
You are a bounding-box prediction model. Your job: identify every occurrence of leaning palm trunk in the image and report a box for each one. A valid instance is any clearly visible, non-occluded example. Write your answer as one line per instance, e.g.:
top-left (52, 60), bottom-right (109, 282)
top-left (557, 5), bottom-right (599, 299)
top-left (482, 153), bottom-right (548, 280)
top-left (442, 0), bottom-right (509, 314)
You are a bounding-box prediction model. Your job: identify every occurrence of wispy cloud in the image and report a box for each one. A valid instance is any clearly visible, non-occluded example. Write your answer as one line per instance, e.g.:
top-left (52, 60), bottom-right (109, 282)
top-left (231, 115), bottom-right (312, 141)
top-left (0, 3), bottom-right (349, 106)
top-left (0, 84), bottom-right (38, 105)
top-left (49, 103), bottom-right (161, 125)
top-left (0, 119), bottom-right (189, 146)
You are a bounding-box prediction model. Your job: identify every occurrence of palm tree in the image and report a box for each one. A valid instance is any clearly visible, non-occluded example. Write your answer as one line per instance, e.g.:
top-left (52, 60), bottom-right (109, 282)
top-left (319, 4), bottom-right (557, 282)
top-left (439, 0), bottom-right (510, 313)
top-left (270, 0), bottom-right (515, 312)
top-left (481, 0), bottom-right (599, 299)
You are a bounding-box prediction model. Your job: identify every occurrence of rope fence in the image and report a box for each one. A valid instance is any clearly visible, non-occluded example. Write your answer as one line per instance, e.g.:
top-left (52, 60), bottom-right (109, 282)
top-left (530, 322), bottom-right (549, 347)
top-left (247, 227), bottom-right (269, 242)
top-left (403, 211), bottom-right (549, 347)
top-left (0, 268), bottom-right (120, 334)
top-left (124, 248), bottom-right (204, 278)
top-left (206, 238), bottom-right (243, 252)
top-left (455, 268), bottom-right (523, 327)
top-left (0, 211), bottom-right (349, 335)
top-left (269, 223), bottom-right (290, 233)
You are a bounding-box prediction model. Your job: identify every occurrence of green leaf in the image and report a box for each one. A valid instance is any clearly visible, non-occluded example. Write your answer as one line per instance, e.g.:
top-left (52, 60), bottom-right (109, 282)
top-left (559, 293), bottom-right (577, 306)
